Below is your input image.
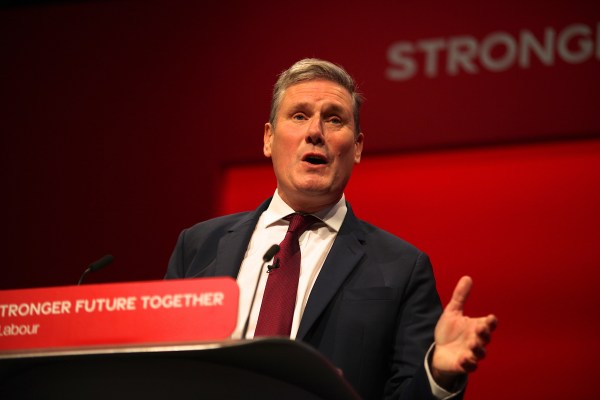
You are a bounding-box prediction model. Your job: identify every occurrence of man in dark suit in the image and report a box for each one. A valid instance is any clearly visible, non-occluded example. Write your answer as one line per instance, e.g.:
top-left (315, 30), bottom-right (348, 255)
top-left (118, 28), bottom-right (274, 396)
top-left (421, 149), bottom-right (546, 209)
top-left (166, 58), bottom-right (497, 400)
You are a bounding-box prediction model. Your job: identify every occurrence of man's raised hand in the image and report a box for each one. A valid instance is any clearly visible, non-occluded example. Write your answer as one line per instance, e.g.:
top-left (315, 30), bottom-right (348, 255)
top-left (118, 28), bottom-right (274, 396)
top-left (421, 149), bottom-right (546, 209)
top-left (431, 276), bottom-right (498, 387)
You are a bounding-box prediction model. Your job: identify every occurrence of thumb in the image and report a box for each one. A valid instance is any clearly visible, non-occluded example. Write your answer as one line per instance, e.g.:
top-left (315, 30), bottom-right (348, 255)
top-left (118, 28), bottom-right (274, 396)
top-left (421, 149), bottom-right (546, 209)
top-left (445, 275), bottom-right (473, 313)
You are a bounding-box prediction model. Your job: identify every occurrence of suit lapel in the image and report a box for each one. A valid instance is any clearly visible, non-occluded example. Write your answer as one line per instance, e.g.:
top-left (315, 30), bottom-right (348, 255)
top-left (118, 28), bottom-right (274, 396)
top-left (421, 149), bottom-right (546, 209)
top-left (296, 205), bottom-right (366, 340)
top-left (213, 198), bottom-right (271, 278)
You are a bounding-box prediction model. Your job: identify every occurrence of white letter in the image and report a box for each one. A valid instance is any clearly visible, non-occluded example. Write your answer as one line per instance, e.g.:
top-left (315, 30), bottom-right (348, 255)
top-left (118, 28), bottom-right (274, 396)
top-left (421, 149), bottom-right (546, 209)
top-left (558, 23), bottom-right (592, 64)
top-left (386, 41), bottom-right (417, 81)
top-left (519, 28), bottom-right (555, 68)
top-left (480, 32), bottom-right (517, 72)
top-left (75, 299), bottom-right (85, 313)
top-left (213, 292), bottom-right (224, 306)
top-left (127, 297), bottom-right (136, 310)
top-left (61, 301), bottom-right (71, 314)
top-left (8, 304), bottom-right (17, 317)
top-left (18, 304), bottom-right (30, 317)
top-left (447, 36), bottom-right (479, 75)
top-left (416, 38), bottom-right (445, 78)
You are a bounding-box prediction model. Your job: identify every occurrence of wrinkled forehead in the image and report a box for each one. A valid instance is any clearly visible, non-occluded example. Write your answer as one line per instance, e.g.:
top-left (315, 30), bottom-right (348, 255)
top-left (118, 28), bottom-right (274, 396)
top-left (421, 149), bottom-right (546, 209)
top-left (279, 79), bottom-right (354, 110)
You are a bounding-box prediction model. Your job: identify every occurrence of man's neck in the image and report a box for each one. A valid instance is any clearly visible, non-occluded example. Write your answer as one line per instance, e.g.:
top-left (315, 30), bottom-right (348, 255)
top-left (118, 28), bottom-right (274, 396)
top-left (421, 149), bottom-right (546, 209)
top-left (277, 190), bottom-right (343, 214)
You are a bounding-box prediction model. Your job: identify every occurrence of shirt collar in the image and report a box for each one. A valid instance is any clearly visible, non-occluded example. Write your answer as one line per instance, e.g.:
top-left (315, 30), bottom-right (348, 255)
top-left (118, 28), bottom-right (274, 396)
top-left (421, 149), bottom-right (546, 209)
top-left (261, 190), bottom-right (347, 232)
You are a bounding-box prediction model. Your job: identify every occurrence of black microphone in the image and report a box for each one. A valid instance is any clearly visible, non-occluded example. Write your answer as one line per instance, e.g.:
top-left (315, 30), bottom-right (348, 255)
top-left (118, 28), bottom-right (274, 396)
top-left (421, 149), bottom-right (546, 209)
top-left (241, 244), bottom-right (279, 339)
top-left (262, 244), bottom-right (280, 264)
top-left (78, 254), bottom-right (114, 285)
top-left (267, 258), bottom-right (280, 273)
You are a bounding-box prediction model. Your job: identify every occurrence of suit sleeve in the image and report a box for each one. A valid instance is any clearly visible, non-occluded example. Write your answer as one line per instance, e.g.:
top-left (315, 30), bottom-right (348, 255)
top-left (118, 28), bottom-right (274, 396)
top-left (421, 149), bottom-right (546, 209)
top-left (164, 229), bottom-right (187, 279)
top-left (384, 252), bottom-right (462, 400)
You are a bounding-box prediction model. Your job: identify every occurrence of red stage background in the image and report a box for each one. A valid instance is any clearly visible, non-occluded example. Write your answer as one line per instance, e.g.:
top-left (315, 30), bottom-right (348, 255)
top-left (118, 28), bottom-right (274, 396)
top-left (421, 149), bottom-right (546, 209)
top-left (1, 0), bottom-right (599, 398)
top-left (221, 138), bottom-right (600, 400)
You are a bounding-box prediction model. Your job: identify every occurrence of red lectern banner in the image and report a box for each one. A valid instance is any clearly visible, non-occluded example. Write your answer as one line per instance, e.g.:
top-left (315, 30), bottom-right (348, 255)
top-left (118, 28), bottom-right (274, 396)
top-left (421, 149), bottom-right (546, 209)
top-left (0, 278), bottom-right (238, 354)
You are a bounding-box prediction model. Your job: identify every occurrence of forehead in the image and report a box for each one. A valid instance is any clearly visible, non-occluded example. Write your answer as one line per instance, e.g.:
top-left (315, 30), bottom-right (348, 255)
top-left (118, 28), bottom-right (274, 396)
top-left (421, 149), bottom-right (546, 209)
top-left (280, 79), bottom-right (353, 110)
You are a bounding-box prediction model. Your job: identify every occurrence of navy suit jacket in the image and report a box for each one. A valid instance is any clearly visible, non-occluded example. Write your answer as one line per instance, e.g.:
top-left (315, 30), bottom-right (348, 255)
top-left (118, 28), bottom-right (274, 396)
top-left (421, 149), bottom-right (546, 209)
top-left (166, 198), bottom-right (451, 400)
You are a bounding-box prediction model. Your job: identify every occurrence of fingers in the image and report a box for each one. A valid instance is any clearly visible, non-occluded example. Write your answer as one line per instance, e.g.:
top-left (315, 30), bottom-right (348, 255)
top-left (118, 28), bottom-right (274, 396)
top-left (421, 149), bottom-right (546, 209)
top-left (465, 315), bottom-right (497, 370)
top-left (486, 314), bottom-right (498, 332)
top-left (434, 277), bottom-right (498, 377)
top-left (446, 275), bottom-right (473, 313)
top-left (472, 345), bottom-right (487, 360)
top-left (475, 315), bottom-right (497, 344)
top-left (459, 338), bottom-right (487, 373)
top-left (459, 355), bottom-right (479, 373)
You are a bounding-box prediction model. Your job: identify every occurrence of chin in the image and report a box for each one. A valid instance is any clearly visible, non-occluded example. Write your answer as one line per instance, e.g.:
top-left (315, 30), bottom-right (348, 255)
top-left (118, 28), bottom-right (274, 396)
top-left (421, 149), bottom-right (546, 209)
top-left (296, 179), bottom-right (333, 194)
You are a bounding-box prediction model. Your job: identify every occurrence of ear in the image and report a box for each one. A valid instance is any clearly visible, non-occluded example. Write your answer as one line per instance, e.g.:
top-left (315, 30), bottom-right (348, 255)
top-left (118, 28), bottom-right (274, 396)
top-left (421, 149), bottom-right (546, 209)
top-left (354, 132), bottom-right (364, 164)
top-left (263, 123), bottom-right (273, 158)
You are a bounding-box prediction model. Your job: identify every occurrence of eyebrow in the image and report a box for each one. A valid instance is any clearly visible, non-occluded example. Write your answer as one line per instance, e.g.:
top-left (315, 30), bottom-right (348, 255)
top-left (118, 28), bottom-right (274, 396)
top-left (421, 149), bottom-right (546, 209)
top-left (289, 102), bottom-right (350, 116)
top-left (323, 104), bottom-right (349, 116)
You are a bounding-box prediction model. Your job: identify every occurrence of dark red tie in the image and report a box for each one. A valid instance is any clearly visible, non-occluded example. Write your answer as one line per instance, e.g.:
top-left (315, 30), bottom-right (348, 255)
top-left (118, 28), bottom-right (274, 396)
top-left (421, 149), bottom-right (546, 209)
top-left (254, 213), bottom-right (318, 337)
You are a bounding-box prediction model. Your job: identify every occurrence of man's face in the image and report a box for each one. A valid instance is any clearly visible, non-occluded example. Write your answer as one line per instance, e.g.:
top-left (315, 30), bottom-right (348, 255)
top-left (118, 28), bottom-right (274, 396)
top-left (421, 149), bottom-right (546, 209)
top-left (263, 79), bottom-right (364, 212)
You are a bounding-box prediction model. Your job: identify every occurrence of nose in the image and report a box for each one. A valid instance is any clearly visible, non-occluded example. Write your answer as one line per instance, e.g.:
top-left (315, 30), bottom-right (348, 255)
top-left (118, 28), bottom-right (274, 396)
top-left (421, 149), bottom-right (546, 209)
top-left (306, 116), bottom-right (324, 145)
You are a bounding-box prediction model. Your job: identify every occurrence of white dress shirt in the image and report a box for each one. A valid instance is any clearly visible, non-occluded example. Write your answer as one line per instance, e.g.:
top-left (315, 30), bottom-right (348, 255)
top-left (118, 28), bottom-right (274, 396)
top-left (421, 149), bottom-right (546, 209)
top-left (231, 190), bottom-right (462, 399)
top-left (231, 190), bottom-right (346, 340)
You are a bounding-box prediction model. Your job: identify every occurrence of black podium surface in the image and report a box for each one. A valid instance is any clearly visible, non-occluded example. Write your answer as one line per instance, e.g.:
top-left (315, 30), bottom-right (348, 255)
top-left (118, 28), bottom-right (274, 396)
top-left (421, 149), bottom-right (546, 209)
top-left (0, 338), bottom-right (361, 400)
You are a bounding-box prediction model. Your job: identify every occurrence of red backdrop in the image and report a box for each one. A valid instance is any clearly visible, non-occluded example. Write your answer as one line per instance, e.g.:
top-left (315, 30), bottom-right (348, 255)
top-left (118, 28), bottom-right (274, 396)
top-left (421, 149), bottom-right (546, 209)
top-left (1, 1), bottom-right (599, 397)
top-left (221, 138), bottom-right (600, 399)
top-left (1, 0), bottom-right (598, 288)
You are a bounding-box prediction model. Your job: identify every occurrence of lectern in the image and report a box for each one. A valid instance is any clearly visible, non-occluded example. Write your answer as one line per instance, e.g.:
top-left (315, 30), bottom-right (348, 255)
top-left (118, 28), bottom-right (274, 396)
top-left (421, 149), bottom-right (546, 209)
top-left (0, 279), bottom-right (361, 399)
top-left (0, 338), bottom-right (361, 399)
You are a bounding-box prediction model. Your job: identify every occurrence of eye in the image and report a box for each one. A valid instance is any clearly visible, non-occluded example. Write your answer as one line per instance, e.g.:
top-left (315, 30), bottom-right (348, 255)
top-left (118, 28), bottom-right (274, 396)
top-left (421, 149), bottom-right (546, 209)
top-left (292, 113), bottom-right (307, 121)
top-left (327, 116), bottom-right (342, 125)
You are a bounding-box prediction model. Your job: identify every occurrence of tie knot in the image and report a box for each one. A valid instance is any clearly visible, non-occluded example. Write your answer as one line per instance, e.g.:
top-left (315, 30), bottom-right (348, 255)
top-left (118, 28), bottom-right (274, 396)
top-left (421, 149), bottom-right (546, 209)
top-left (285, 213), bottom-right (319, 235)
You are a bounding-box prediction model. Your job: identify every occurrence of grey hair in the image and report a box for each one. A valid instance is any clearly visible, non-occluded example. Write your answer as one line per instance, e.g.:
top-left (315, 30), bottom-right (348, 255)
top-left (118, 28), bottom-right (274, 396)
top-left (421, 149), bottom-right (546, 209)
top-left (269, 58), bottom-right (363, 135)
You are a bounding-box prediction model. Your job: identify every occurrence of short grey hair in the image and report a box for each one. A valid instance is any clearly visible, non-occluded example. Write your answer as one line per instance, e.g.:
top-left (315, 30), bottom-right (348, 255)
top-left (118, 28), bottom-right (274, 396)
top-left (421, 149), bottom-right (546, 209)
top-left (269, 58), bottom-right (363, 135)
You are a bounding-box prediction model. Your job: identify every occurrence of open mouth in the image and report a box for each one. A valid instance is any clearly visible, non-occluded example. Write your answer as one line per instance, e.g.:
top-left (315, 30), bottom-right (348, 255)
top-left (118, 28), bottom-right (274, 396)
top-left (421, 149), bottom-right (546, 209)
top-left (303, 154), bottom-right (328, 165)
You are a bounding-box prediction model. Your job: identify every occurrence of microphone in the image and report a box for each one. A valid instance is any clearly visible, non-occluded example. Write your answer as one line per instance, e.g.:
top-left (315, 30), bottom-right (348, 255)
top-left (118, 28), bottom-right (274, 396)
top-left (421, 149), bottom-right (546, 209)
top-left (78, 254), bottom-right (114, 285)
top-left (263, 244), bottom-right (280, 264)
top-left (267, 258), bottom-right (280, 273)
top-left (241, 244), bottom-right (279, 339)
